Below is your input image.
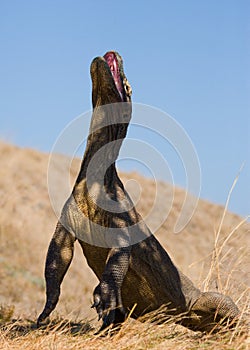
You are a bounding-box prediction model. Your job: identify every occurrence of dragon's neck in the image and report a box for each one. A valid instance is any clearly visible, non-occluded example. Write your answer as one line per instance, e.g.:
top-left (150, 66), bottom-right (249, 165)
top-left (76, 94), bottom-right (131, 186)
top-left (77, 120), bottom-right (129, 184)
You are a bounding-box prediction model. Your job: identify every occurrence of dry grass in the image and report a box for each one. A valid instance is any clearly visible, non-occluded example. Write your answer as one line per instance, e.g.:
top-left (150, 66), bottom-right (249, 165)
top-left (0, 141), bottom-right (249, 349)
top-left (0, 311), bottom-right (249, 350)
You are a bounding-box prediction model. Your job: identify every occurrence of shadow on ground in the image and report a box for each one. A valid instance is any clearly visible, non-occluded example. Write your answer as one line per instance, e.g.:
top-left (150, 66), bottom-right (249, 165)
top-left (0, 318), bottom-right (94, 339)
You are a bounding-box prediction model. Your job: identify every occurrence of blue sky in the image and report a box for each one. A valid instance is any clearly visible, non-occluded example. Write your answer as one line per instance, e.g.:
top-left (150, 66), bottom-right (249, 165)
top-left (0, 1), bottom-right (249, 217)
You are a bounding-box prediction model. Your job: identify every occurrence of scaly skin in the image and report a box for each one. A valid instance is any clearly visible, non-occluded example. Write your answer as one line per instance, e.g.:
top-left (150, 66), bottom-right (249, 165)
top-left (37, 51), bottom-right (240, 332)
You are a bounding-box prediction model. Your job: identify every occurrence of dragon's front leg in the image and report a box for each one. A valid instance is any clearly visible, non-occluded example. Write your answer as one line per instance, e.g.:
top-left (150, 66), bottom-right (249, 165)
top-left (92, 246), bottom-right (131, 329)
top-left (37, 222), bottom-right (75, 326)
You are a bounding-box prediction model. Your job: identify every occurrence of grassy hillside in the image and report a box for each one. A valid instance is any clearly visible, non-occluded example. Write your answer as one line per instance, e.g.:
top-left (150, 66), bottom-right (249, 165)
top-left (0, 141), bottom-right (249, 349)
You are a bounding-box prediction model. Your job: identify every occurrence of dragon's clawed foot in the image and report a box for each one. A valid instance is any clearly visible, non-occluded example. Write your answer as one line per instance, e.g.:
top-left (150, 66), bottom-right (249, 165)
top-left (92, 282), bottom-right (126, 330)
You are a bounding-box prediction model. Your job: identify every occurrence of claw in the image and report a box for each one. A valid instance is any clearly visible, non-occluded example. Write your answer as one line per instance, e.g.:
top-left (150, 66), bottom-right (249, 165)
top-left (103, 309), bottom-right (115, 327)
top-left (91, 301), bottom-right (103, 321)
top-left (92, 291), bottom-right (102, 309)
top-left (96, 305), bottom-right (104, 320)
top-left (91, 300), bottom-right (100, 308)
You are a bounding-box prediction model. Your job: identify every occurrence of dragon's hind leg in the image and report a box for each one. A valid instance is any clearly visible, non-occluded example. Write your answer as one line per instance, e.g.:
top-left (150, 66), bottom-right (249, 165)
top-left (37, 222), bottom-right (75, 326)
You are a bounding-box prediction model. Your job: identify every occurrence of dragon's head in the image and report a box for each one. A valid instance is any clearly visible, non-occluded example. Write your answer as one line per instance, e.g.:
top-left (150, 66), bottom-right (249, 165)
top-left (90, 51), bottom-right (132, 107)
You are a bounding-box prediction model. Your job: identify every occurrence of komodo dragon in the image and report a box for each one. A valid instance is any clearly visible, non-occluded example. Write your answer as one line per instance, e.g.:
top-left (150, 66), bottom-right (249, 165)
top-left (37, 51), bottom-right (240, 332)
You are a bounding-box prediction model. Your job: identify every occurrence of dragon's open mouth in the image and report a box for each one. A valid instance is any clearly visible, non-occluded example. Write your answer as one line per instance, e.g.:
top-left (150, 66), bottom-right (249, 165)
top-left (104, 51), bottom-right (124, 101)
